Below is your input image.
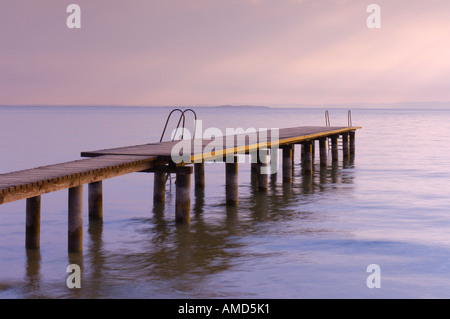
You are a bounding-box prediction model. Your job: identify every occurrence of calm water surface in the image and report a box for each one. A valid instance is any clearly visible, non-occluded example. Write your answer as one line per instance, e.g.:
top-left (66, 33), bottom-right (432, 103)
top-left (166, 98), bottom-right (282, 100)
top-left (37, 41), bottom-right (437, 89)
top-left (1, 106), bottom-right (450, 299)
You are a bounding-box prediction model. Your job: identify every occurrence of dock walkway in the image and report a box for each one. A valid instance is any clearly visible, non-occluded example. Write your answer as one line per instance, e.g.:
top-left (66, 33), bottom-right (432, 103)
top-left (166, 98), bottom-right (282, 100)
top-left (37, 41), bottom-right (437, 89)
top-left (0, 124), bottom-right (361, 252)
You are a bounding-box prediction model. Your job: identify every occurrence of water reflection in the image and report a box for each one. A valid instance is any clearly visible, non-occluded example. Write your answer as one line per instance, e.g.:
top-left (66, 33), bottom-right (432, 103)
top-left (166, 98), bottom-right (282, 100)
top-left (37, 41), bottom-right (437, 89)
top-left (225, 205), bottom-right (239, 229)
top-left (85, 219), bottom-right (105, 298)
top-left (22, 158), bottom-right (356, 298)
top-left (67, 252), bottom-right (84, 298)
top-left (24, 248), bottom-right (41, 293)
top-left (193, 188), bottom-right (205, 217)
top-left (246, 158), bottom-right (357, 222)
top-left (302, 173), bottom-right (313, 194)
top-left (333, 161), bottom-right (345, 184)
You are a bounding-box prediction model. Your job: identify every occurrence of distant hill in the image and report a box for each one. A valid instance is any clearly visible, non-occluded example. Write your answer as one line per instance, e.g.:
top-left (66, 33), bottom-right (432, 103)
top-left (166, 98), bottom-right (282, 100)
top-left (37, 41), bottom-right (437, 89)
top-left (270, 101), bottom-right (450, 109)
top-left (213, 105), bottom-right (271, 109)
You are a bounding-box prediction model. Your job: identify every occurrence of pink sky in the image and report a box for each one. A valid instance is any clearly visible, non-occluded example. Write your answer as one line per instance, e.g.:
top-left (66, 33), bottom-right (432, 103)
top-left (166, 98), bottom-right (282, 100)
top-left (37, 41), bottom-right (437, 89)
top-left (1, 0), bottom-right (450, 106)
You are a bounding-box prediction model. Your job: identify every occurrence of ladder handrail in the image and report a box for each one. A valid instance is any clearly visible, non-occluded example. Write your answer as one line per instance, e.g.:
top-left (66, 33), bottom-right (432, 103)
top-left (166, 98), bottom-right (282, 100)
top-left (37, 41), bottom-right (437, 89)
top-left (174, 112), bottom-right (187, 139)
top-left (325, 109), bottom-right (352, 127)
top-left (159, 108), bottom-right (199, 142)
top-left (325, 110), bottom-right (331, 127)
top-left (182, 108), bottom-right (198, 139)
top-left (159, 108), bottom-right (198, 186)
top-left (159, 109), bottom-right (185, 142)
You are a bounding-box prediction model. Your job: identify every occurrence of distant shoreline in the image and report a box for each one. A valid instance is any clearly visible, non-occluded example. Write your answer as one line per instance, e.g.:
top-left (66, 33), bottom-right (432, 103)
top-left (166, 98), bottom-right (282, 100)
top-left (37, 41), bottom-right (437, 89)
top-left (2, 102), bottom-right (450, 110)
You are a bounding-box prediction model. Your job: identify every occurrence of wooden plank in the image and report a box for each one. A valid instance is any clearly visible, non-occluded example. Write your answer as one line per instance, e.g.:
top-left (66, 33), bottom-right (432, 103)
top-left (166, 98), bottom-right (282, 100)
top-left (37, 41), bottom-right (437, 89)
top-left (81, 126), bottom-right (362, 163)
top-left (0, 155), bottom-right (158, 204)
top-left (0, 156), bottom-right (156, 180)
top-left (0, 162), bottom-right (154, 186)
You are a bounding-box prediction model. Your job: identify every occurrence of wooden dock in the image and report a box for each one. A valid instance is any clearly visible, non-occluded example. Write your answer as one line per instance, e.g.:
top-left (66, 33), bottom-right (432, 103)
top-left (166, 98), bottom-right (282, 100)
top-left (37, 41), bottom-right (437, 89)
top-left (0, 122), bottom-right (361, 253)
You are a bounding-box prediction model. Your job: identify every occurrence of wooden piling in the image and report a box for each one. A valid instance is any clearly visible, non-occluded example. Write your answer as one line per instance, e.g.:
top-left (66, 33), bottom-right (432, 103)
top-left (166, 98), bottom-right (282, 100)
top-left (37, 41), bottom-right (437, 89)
top-left (68, 185), bottom-right (83, 253)
top-left (251, 152), bottom-right (258, 174)
top-left (300, 143), bottom-right (305, 163)
top-left (282, 145), bottom-right (293, 183)
top-left (26, 196), bottom-right (41, 249)
top-left (331, 135), bottom-right (339, 162)
top-left (153, 171), bottom-right (167, 204)
top-left (349, 131), bottom-right (355, 156)
top-left (194, 161), bottom-right (205, 188)
top-left (226, 156), bottom-right (239, 206)
top-left (257, 150), bottom-right (268, 191)
top-left (342, 133), bottom-right (349, 159)
top-left (88, 181), bottom-right (103, 220)
top-left (291, 145), bottom-right (295, 167)
top-left (302, 141), bottom-right (313, 174)
top-left (319, 138), bottom-right (327, 167)
top-left (175, 167), bottom-right (192, 224)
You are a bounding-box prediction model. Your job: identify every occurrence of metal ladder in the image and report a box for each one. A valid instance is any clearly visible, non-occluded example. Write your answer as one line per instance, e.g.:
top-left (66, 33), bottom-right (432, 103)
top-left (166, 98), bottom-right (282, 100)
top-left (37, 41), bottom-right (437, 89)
top-left (159, 108), bottom-right (198, 142)
top-left (159, 108), bottom-right (198, 185)
top-left (325, 110), bottom-right (352, 151)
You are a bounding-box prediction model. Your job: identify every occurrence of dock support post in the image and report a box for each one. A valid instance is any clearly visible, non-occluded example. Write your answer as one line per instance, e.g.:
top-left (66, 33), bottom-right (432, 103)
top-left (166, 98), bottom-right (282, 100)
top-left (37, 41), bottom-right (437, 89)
top-left (68, 185), bottom-right (83, 253)
top-left (331, 136), bottom-right (339, 162)
top-left (319, 138), bottom-right (327, 167)
top-left (26, 196), bottom-right (41, 249)
top-left (282, 145), bottom-right (293, 183)
top-left (194, 161), bottom-right (205, 189)
top-left (176, 167), bottom-right (192, 224)
top-left (257, 150), bottom-right (268, 191)
top-left (342, 133), bottom-right (349, 159)
top-left (292, 145), bottom-right (295, 166)
top-left (226, 156), bottom-right (239, 206)
top-left (89, 181), bottom-right (103, 220)
top-left (251, 152), bottom-right (258, 174)
top-left (153, 171), bottom-right (167, 204)
top-left (302, 141), bottom-right (313, 174)
top-left (349, 131), bottom-right (355, 156)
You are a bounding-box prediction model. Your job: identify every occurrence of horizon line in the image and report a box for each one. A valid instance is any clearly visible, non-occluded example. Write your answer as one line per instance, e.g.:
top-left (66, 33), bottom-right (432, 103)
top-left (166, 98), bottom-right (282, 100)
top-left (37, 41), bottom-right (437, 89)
top-left (4, 101), bottom-right (450, 109)
top-left (2, 101), bottom-right (450, 109)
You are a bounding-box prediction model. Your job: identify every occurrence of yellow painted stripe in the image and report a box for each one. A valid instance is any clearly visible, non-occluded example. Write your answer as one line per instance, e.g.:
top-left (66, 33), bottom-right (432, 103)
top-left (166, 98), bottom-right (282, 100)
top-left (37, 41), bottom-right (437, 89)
top-left (190, 126), bottom-right (361, 162)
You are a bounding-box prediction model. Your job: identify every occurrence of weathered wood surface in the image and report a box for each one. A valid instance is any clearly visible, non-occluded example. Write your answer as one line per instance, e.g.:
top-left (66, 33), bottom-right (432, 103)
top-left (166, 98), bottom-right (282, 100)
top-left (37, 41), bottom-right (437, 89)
top-left (81, 126), bottom-right (361, 162)
top-left (0, 125), bottom-right (361, 205)
top-left (0, 155), bottom-right (158, 204)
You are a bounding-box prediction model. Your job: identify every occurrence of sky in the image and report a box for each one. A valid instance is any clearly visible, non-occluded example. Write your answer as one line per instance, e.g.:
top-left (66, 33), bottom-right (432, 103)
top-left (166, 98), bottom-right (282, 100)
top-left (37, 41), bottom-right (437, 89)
top-left (1, 0), bottom-right (450, 107)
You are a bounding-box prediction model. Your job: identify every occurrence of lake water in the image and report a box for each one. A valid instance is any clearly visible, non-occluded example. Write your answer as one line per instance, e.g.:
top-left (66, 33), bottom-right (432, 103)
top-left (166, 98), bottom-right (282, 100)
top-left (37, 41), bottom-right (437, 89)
top-left (1, 106), bottom-right (450, 299)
